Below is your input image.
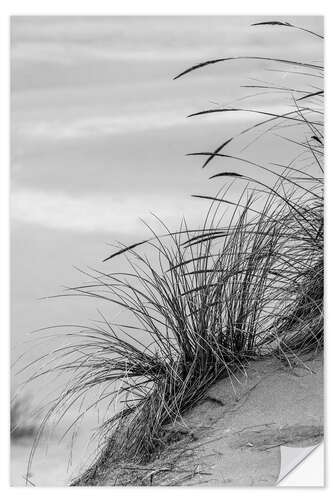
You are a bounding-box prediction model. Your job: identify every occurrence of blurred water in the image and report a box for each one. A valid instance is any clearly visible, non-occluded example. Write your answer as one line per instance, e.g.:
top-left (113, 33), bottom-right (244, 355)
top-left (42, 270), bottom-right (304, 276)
top-left (11, 438), bottom-right (72, 486)
top-left (11, 419), bottom-right (97, 487)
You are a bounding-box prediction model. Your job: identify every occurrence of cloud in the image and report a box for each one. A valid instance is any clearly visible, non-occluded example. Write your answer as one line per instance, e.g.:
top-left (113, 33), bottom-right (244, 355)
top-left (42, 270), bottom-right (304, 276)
top-left (14, 110), bottom-right (188, 141)
top-left (12, 41), bottom-right (221, 65)
top-left (14, 103), bottom-right (293, 143)
top-left (11, 16), bottom-right (323, 66)
top-left (11, 188), bottom-right (205, 234)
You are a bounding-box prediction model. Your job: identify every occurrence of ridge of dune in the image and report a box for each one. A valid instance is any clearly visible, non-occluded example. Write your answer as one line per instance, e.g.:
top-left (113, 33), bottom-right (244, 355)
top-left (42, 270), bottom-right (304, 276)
top-left (96, 354), bottom-right (323, 486)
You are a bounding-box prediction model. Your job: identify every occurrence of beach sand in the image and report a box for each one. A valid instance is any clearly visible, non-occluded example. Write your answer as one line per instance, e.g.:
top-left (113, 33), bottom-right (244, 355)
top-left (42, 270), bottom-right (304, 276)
top-left (102, 354), bottom-right (323, 486)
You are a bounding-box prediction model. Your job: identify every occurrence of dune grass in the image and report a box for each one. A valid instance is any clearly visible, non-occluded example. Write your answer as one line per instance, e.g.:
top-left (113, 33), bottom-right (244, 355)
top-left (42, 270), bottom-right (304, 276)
top-left (24, 20), bottom-right (323, 485)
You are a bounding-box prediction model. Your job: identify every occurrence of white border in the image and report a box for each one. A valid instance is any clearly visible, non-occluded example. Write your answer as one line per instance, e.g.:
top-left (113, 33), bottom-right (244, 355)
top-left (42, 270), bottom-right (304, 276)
top-left (0, 0), bottom-right (328, 15)
top-left (1, 1), bottom-right (331, 499)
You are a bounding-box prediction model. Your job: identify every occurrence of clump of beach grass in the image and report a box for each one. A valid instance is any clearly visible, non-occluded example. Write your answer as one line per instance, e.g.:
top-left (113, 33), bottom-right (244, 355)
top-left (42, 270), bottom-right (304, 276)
top-left (27, 197), bottom-right (290, 484)
top-left (173, 19), bottom-right (323, 361)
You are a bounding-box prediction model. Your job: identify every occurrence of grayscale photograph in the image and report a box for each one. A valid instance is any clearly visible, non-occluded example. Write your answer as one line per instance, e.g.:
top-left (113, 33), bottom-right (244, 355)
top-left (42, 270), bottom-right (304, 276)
top-left (10, 15), bottom-right (324, 486)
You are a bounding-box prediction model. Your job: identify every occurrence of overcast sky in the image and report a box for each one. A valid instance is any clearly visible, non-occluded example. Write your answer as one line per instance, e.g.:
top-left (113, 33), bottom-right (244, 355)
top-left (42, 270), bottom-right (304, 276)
top-left (11, 16), bottom-right (323, 373)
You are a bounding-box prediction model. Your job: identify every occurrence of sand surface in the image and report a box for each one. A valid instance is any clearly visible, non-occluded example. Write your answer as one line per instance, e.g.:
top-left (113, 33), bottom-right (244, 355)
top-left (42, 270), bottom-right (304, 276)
top-left (103, 354), bottom-right (323, 486)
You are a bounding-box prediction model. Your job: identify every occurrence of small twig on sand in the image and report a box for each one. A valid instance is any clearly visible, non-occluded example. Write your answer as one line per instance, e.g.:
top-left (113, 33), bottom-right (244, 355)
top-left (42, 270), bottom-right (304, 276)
top-left (237, 422), bottom-right (276, 433)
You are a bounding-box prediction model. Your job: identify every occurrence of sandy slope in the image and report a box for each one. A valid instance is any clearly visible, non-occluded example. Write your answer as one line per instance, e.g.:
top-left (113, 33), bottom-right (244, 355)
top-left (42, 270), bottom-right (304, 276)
top-left (103, 354), bottom-right (323, 486)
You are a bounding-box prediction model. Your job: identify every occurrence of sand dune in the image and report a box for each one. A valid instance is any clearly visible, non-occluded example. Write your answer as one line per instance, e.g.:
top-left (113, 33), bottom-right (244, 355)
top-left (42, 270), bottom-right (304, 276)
top-left (100, 354), bottom-right (323, 486)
